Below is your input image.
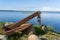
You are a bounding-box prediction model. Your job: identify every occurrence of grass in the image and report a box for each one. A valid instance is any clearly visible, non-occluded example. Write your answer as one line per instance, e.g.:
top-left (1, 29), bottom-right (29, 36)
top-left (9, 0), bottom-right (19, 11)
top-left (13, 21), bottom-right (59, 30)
top-left (8, 32), bottom-right (22, 40)
top-left (35, 25), bottom-right (60, 34)
top-left (0, 22), bottom-right (3, 35)
top-left (0, 22), bottom-right (60, 40)
top-left (34, 25), bottom-right (60, 40)
top-left (34, 25), bottom-right (47, 35)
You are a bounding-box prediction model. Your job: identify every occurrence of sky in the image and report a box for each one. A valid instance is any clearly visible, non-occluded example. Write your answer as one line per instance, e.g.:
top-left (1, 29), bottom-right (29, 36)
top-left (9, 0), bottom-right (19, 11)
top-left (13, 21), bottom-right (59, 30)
top-left (0, 0), bottom-right (60, 11)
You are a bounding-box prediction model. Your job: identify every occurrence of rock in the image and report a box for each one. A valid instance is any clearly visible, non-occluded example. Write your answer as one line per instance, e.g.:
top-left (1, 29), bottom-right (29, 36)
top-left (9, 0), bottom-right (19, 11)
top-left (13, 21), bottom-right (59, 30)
top-left (40, 25), bottom-right (47, 32)
top-left (28, 34), bottom-right (40, 40)
top-left (20, 35), bottom-right (28, 40)
top-left (39, 35), bottom-right (48, 40)
top-left (0, 35), bottom-right (7, 40)
top-left (5, 22), bottom-right (14, 26)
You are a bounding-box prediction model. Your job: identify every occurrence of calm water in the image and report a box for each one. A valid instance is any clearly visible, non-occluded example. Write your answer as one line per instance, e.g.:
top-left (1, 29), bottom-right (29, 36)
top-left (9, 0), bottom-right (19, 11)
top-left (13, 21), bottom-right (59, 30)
top-left (0, 11), bottom-right (60, 33)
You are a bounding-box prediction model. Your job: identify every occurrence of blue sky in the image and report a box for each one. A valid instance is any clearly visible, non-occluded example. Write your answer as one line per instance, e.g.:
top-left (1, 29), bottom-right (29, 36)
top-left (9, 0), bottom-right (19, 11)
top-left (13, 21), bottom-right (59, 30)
top-left (0, 0), bottom-right (60, 11)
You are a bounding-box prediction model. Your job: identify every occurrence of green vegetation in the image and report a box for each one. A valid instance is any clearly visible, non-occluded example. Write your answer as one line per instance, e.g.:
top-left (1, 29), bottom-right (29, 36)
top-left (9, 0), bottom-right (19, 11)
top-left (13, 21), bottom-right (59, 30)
top-left (34, 26), bottom-right (44, 35)
top-left (34, 25), bottom-right (60, 40)
top-left (0, 22), bottom-right (3, 34)
top-left (47, 26), bottom-right (60, 35)
top-left (0, 22), bottom-right (60, 40)
top-left (8, 32), bottom-right (22, 40)
top-left (34, 25), bottom-right (47, 35)
top-left (34, 25), bottom-right (60, 35)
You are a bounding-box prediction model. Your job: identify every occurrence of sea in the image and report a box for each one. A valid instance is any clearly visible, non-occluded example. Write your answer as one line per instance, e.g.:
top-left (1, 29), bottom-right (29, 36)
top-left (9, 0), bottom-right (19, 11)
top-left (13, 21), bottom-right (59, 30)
top-left (0, 11), bottom-right (60, 33)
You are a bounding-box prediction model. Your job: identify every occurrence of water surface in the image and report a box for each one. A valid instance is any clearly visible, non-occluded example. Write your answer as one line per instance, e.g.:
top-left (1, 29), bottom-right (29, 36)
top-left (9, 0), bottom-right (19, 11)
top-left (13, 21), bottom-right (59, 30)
top-left (0, 11), bottom-right (60, 33)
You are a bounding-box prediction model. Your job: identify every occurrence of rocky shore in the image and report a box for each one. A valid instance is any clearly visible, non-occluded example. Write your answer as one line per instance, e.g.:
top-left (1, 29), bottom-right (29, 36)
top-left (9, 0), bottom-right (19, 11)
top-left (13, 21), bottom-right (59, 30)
top-left (0, 22), bottom-right (60, 40)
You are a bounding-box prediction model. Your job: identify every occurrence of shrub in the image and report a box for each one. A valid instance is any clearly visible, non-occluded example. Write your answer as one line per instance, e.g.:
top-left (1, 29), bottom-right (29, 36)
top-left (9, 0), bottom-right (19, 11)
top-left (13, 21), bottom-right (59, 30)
top-left (34, 25), bottom-right (47, 35)
top-left (8, 32), bottom-right (22, 40)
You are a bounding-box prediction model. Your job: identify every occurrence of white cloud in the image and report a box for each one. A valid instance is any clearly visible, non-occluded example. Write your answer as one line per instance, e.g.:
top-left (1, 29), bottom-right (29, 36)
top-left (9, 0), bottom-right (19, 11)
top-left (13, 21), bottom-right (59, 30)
top-left (42, 6), bottom-right (60, 11)
top-left (42, 6), bottom-right (51, 11)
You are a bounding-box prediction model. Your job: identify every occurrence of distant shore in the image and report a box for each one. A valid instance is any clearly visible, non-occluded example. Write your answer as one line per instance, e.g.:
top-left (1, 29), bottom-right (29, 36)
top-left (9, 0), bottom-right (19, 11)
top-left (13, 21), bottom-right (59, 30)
top-left (0, 10), bottom-right (60, 13)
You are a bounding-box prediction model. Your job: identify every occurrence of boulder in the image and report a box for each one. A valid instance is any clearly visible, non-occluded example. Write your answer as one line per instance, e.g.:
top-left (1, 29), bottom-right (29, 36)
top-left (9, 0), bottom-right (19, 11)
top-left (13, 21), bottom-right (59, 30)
top-left (0, 35), bottom-right (7, 40)
top-left (40, 25), bottom-right (47, 32)
top-left (28, 34), bottom-right (40, 40)
top-left (5, 22), bottom-right (14, 26)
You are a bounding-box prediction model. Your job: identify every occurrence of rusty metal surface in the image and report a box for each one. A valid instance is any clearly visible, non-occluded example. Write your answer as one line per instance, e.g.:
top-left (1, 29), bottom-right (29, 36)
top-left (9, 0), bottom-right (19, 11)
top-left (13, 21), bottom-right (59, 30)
top-left (8, 11), bottom-right (41, 29)
top-left (2, 11), bottom-right (41, 35)
top-left (3, 24), bottom-right (32, 35)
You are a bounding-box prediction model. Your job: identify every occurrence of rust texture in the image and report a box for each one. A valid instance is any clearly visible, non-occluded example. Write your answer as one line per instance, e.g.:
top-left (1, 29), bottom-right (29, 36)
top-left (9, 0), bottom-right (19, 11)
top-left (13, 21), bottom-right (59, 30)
top-left (2, 11), bottom-right (41, 35)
